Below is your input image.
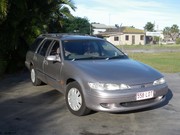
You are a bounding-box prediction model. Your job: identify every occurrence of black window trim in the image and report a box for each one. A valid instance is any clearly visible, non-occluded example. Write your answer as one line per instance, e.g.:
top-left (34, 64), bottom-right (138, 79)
top-left (36, 39), bottom-right (54, 56)
top-left (47, 40), bottom-right (61, 56)
top-left (30, 37), bottom-right (45, 52)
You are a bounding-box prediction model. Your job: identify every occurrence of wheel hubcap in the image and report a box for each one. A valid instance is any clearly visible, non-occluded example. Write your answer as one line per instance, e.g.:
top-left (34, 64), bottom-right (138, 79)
top-left (68, 88), bottom-right (82, 111)
top-left (31, 69), bottom-right (36, 83)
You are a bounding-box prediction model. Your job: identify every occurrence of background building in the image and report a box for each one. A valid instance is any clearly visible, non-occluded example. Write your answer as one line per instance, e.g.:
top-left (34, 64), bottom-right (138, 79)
top-left (94, 25), bottom-right (145, 45)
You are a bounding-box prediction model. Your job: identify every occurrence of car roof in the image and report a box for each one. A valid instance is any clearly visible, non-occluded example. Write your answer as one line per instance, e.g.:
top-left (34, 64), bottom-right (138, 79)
top-left (38, 33), bottom-right (103, 41)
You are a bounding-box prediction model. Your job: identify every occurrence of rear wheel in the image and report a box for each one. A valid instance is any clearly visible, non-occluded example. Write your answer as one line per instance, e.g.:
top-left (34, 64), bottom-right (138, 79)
top-left (30, 66), bottom-right (42, 86)
top-left (66, 81), bottom-right (91, 116)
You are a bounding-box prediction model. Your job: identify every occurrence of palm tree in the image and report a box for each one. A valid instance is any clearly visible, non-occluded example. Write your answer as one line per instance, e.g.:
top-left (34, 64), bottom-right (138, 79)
top-left (46, 0), bottom-right (76, 32)
top-left (0, 0), bottom-right (8, 23)
top-left (0, 0), bottom-right (76, 73)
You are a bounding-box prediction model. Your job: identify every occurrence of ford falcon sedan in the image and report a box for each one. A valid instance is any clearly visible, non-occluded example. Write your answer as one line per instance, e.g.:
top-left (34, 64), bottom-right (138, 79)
top-left (25, 34), bottom-right (168, 116)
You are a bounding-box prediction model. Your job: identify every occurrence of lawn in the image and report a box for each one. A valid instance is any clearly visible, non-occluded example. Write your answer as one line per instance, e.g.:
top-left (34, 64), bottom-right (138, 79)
top-left (117, 44), bottom-right (180, 50)
top-left (128, 52), bottom-right (180, 73)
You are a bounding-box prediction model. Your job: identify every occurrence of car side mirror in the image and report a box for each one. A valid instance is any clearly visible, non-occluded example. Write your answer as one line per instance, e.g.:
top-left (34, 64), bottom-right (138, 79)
top-left (46, 55), bottom-right (61, 62)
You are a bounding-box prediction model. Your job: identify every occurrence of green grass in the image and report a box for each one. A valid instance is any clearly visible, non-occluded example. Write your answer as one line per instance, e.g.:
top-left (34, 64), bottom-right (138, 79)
top-left (117, 44), bottom-right (180, 50)
top-left (128, 52), bottom-right (180, 73)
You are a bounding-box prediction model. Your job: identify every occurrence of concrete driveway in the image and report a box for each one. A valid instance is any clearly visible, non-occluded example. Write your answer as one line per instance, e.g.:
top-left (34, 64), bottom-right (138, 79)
top-left (0, 72), bottom-right (179, 135)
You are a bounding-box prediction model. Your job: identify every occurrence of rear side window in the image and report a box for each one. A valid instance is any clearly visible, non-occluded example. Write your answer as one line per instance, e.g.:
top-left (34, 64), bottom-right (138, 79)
top-left (30, 38), bottom-right (44, 52)
top-left (37, 40), bottom-right (53, 56)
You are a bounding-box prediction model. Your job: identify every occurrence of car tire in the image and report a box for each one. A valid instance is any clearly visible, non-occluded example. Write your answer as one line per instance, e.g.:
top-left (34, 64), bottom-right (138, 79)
top-left (30, 66), bottom-right (42, 86)
top-left (66, 81), bottom-right (91, 116)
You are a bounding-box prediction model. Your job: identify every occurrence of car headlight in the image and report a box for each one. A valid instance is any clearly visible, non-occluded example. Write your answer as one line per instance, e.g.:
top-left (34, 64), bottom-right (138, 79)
top-left (153, 77), bottom-right (166, 85)
top-left (88, 82), bottom-right (131, 90)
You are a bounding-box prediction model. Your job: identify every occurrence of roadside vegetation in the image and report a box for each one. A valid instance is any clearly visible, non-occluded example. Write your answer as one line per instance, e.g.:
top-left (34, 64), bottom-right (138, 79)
top-left (0, 0), bottom-right (90, 75)
top-left (117, 45), bottom-right (180, 73)
top-left (118, 44), bottom-right (180, 50)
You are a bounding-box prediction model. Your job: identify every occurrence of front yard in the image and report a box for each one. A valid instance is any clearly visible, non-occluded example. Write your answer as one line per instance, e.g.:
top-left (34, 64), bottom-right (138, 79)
top-left (128, 52), bottom-right (180, 73)
top-left (116, 45), bottom-right (180, 73)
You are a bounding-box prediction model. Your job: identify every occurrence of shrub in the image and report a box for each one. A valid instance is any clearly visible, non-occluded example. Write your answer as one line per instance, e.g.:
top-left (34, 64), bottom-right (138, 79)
top-left (176, 38), bottom-right (180, 44)
top-left (0, 60), bottom-right (7, 76)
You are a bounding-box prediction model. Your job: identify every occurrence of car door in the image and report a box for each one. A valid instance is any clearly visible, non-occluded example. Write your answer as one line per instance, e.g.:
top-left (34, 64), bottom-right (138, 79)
top-left (44, 40), bottom-right (63, 90)
top-left (34, 39), bottom-right (53, 83)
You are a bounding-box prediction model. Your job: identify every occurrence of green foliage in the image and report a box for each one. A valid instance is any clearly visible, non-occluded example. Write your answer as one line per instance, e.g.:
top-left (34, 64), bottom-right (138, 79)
top-left (63, 17), bottom-right (90, 34)
top-left (0, 0), bottom-right (76, 74)
top-left (176, 38), bottom-right (180, 44)
top-left (163, 24), bottom-right (179, 41)
top-left (0, 60), bottom-right (7, 76)
top-left (0, 0), bottom-right (8, 23)
top-left (144, 22), bottom-right (155, 32)
top-left (154, 36), bottom-right (160, 42)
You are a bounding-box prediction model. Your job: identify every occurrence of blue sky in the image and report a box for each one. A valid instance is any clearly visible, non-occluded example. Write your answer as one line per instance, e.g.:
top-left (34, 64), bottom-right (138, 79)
top-left (71, 0), bottom-right (180, 30)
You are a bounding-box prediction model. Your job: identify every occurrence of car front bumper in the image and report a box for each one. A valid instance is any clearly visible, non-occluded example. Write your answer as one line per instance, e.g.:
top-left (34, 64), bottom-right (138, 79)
top-left (84, 83), bottom-right (168, 112)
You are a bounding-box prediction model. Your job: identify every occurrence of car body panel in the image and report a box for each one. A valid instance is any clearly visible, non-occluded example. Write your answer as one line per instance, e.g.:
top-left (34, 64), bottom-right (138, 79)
top-left (64, 59), bottom-right (162, 85)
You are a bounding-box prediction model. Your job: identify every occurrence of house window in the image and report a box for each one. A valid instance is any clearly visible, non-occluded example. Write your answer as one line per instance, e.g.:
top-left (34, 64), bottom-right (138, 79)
top-left (114, 36), bottom-right (119, 41)
top-left (125, 35), bottom-right (129, 41)
top-left (140, 35), bottom-right (144, 40)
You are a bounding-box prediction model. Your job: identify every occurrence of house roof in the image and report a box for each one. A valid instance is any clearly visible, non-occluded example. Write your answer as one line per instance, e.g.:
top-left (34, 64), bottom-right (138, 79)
top-left (105, 26), bottom-right (145, 34)
top-left (92, 23), bottom-right (116, 29)
top-left (121, 27), bottom-right (145, 34)
top-left (96, 32), bottom-right (123, 37)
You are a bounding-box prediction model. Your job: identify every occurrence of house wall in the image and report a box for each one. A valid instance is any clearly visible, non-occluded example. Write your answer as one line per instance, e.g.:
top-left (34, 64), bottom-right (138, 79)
top-left (121, 34), bottom-right (145, 45)
top-left (106, 36), bottom-right (120, 45)
top-left (93, 28), bottom-right (106, 35)
top-left (106, 34), bottom-right (145, 45)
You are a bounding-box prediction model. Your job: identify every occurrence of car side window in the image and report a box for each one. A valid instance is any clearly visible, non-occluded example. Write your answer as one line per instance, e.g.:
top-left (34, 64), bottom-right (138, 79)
top-left (30, 37), bottom-right (44, 52)
top-left (49, 41), bottom-right (60, 55)
top-left (37, 40), bottom-right (52, 56)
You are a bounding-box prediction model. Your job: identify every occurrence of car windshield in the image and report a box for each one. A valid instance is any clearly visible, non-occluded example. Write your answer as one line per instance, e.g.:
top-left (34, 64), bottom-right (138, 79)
top-left (62, 39), bottom-right (127, 60)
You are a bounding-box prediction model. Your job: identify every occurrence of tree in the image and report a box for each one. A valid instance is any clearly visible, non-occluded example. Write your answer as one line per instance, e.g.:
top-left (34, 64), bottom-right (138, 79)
top-left (163, 24), bottom-right (179, 41)
top-left (0, 0), bottom-right (76, 73)
top-left (0, 0), bottom-right (8, 23)
top-left (144, 22), bottom-right (155, 32)
top-left (63, 17), bottom-right (90, 34)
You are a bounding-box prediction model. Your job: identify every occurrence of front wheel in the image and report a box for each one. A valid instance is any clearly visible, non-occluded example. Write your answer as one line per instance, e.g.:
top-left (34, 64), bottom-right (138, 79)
top-left (65, 81), bottom-right (91, 116)
top-left (30, 67), bottom-right (42, 86)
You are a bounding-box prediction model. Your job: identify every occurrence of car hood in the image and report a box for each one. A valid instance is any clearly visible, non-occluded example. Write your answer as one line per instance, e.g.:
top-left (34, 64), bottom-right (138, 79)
top-left (66, 59), bottom-right (163, 85)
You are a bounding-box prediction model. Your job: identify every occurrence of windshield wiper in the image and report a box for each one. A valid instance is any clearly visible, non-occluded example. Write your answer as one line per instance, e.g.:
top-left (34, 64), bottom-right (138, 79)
top-left (70, 56), bottom-right (105, 61)
top-left (106, 55), bottom-right (127, 60)
top-left (70, 55), bottom-right (127, 61)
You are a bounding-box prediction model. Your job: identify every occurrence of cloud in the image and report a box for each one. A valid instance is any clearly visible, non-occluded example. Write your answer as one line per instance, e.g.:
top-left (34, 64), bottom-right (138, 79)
top-left (71, 0), bottom-right (180, 30)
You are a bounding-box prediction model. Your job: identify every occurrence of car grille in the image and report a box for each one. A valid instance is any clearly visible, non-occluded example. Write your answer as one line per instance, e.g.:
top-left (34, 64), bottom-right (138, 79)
top-left (120, 98), bottom-right (157, 107)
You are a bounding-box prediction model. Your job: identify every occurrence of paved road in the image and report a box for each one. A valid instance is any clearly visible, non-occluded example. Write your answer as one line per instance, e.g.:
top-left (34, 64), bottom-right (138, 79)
top-left (0, 72), bottom-right (180, 135)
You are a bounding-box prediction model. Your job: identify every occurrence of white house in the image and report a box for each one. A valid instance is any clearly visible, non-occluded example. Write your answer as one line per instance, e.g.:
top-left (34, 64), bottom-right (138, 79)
top-left (97, 26), bottom-right (145, 45)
